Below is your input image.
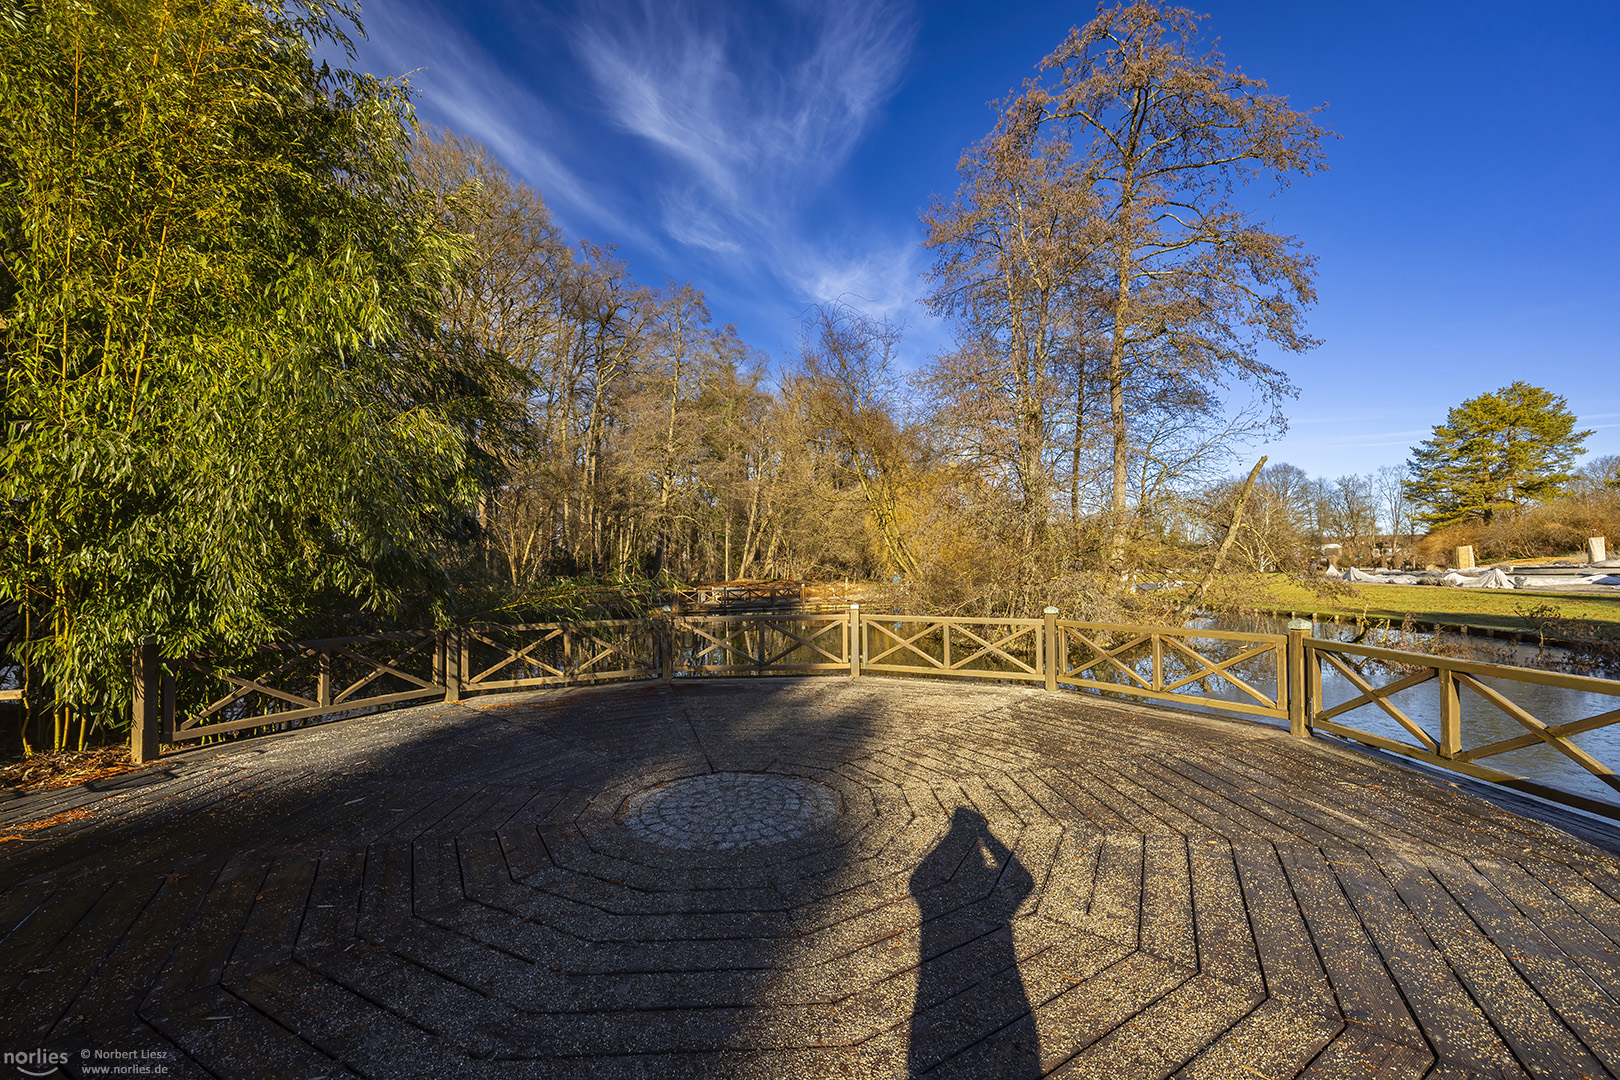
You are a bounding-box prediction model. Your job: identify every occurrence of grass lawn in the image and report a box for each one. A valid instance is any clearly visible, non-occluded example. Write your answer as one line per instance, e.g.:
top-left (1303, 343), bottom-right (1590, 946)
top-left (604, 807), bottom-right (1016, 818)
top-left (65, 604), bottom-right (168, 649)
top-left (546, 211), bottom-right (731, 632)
top-left (1211, 573), bottom-right (1620, 641)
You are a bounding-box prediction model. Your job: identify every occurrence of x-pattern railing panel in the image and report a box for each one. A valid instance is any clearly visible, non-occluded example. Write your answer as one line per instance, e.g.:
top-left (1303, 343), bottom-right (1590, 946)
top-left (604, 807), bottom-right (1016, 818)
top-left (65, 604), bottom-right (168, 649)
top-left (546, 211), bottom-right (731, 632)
top-left (1313, 653), bottom-right (1439, 752)
top-left (466, 626), bottom-right (566, 686)
top-left (178, 647), bottom-right (321, 726)
top-left (759, 619), bottom-right (846, 667)
top-left (1305, 638), bottom-right (1620, 814)
top-left (467, 622), bottom-right (657, 689)
top-left (332, 637), bottom-right (438, 703)
top-left (674, 615), bottom-right (849, 673)
top-left (862, 617), bottom-right (1043, 681)
top-left (170, 632), bottom-right (444, 740)
top-left (943, 621), bottom-right (1041, 675)
top-left (1061, 628), bottom-right (1154, 689)
top-left (863, 621), bottom-right (949, 670)
top-left (679, 620), bottom-right (757, 670)
top-left (1456, 674), bottom-right (1620, 794)
top-left (1056, 621), bottom-right (1288, 720)
top-left (570, 622), bottom-right (656, 677)
top-left (1156, 636), bottom-right (1281, 709)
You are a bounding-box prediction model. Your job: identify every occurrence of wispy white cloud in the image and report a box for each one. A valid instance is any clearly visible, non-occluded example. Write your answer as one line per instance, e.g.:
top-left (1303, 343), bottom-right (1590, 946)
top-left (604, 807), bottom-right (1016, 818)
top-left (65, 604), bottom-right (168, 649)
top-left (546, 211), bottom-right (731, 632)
top-left (784, 240), bottom-right (924, 319)
top-left (350, 0), bottom-right (928, 360)
top-left (352, 1), bottom-right (652, 247)
top-left (571, 0), bottom-right (918, 299)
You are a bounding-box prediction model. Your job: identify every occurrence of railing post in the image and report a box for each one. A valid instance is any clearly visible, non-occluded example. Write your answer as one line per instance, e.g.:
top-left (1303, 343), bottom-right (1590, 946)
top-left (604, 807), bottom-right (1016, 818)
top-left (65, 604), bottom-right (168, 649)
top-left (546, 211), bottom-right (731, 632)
top-left (443, 627), bottom-right (462, 704)
top-left (849, 605), bottom-right (861, 678)
top-left (1151, 633), bottom-right (1164, 692)
top-left (1043, 608), bottom-right (1059, 691)
top-left (131, 636), bottom-right (160, 764)
top-left (318, 650), bottom-right (333, 710)
top-left (461, 627), bottom-right (472, 692)
top-left (161, 665), bottom-right (175, 741)
top-left (1439, 667), bottom-right (1461, 759)
top-left (1308, 632), bottom-right (1323, 732)
top-left (1286, 618), bottom-right (1310, 737)
top-left (660, 606), bottom-right (675, 682)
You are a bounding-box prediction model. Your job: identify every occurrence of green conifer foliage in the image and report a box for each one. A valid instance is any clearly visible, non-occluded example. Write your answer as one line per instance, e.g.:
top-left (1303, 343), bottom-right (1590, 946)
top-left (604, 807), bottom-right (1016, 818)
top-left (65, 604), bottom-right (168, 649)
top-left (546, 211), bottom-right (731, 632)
top-left (1404, 382), bottom-right (1592, 528)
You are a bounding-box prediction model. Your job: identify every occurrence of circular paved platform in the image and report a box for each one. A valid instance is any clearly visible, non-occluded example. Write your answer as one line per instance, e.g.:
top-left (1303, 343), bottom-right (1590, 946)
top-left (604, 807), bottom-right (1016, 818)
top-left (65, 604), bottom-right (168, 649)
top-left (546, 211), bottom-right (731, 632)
top-left (623, 771), bottom-right (843, 850)
top-left (2, 677), bottom-right (1619, 1078)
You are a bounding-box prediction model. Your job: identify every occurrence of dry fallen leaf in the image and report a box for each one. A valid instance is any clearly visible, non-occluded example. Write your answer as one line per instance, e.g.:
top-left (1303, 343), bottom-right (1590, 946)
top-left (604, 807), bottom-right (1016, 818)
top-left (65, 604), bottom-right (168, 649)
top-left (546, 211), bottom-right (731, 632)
top-left (0, 746), bottom-right (142, 795)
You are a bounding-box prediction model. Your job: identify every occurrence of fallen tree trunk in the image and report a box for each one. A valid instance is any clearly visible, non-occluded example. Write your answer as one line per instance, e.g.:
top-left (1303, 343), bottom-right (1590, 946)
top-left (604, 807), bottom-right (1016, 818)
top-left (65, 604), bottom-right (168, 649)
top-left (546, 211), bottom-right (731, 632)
top-left (1174, 456), bottom-right (1267, 621)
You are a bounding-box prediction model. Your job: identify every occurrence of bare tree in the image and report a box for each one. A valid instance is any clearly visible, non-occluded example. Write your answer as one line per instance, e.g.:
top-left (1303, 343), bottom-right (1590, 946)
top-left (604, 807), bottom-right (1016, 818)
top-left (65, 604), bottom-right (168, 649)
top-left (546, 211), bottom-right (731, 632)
top-left (783, 304), bottom-right (921, 578)
top-left (1013, 3), bottom-right (1331, 564)
top-left (1200, 460), bottom-right (1309, 572)
top-left (1572, 454), bottom-right (1620, 496)
top-left (1328, 473), bottom-right (1378, 565)
top-left (1176, 455), bottom-right (1265, 617)
top-left (1373, 464), bottom-right (1411, 559)
top-left (921, 123), bottom-right (1097, 567)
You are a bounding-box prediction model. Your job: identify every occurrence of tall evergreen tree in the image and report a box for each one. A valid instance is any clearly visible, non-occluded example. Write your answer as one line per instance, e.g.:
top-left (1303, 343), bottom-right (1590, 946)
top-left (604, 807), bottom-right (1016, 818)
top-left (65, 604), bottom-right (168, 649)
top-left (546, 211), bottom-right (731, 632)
top-left (1404, 382), bottom-right (1591, 527)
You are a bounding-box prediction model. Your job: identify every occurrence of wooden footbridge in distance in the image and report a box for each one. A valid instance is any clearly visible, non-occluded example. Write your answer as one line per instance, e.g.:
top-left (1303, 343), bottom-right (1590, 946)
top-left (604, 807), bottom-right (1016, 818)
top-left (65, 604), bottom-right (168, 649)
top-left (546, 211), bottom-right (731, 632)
top-left (5, 608), bottom-right (1620, 1077)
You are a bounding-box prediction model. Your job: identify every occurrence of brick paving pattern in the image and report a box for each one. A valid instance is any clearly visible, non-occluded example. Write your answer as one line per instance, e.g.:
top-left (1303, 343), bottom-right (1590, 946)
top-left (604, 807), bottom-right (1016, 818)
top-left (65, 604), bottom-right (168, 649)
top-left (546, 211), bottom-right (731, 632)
top-left (624, 772), bottom-right (842, 850)
top-left (2, 676), bottom-right (1619, 1078)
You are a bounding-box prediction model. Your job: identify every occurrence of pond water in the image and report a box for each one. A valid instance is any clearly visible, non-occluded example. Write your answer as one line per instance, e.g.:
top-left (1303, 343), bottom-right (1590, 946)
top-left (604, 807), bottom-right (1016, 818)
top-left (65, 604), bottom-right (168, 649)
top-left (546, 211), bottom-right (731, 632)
top-left (1065, 613), bottom-right (1620, 816)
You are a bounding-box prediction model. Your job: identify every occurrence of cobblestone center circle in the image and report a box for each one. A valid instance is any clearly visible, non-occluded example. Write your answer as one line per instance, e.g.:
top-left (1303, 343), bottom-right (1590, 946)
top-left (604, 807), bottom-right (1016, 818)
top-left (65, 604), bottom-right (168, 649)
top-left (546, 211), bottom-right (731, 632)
top-left (622, 772), bottom-right (842, 850)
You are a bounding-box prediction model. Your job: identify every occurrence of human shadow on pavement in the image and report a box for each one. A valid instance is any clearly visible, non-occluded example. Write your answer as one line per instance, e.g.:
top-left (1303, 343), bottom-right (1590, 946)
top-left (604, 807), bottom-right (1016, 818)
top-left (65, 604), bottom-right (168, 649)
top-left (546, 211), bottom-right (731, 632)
top-left (907, 806), bottom-right (1038, 1078)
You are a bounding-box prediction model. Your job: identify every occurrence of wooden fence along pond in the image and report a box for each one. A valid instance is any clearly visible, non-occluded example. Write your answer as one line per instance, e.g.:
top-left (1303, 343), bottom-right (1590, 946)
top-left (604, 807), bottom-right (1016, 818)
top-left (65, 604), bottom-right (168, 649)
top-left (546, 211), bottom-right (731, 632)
top-left (128, 607), bottom-right (1620, 819)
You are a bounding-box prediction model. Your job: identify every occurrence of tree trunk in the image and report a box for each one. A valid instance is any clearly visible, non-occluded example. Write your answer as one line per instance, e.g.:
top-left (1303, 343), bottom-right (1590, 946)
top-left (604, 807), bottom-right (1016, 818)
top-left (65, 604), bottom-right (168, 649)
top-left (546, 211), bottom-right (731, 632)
top-left (1070, 368), bottom-right (1086, 552)
top-left (1174, 456), bottom-right (1267, 620)
top-left (1107, 256), bottom-right (1130, 570)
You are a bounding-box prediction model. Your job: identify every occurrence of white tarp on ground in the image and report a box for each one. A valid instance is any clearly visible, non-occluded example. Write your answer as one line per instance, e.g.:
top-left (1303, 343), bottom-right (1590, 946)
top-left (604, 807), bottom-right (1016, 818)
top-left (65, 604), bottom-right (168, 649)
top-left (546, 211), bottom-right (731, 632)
top-left (1515, 574), bottom-right (1620, 589)
top-left (1347, 567), bottom-right (1420, 585)
top-left (1456, 567), bottom-right (1515, 588)
top-left (1338, 566), bottom-right (1619, 591)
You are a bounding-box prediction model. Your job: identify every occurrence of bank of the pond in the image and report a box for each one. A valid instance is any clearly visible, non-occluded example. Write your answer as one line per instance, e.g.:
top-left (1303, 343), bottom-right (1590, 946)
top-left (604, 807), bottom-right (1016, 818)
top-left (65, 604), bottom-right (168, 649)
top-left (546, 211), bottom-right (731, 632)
top-left (1211, 572), bottom-right (1620, 646)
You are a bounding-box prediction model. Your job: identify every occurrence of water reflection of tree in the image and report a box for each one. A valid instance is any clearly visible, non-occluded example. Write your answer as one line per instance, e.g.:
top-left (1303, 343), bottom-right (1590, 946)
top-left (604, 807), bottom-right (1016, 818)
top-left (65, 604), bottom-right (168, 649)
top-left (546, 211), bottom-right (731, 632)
top-left (908, 807), bottom-right (1039, 1078)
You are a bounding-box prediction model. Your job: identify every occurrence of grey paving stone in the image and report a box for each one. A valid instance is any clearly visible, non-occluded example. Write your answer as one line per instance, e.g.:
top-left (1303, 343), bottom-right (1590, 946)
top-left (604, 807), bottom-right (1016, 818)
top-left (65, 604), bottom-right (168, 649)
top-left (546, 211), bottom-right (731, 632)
top-left (1, 676), bottom-right (1616, 1077)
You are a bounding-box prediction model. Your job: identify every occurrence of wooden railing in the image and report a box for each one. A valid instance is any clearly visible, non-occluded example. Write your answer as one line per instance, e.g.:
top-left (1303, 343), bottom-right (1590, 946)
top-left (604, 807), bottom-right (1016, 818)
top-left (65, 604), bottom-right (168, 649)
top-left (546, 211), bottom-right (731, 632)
top-left (460, 621), bottom-right (658, 695)
top-left (860, 614), bottom-right (1047, 683)
top-left (141, 630), bottom-right (447, 748)
top-left (671, 613), bottom-right (850, 676)
top-left (1303, 638), bottom-right (1620, 818)
top-left (1055, 619), bottom-right (1290, 721)
top-left (127, 610), bottom-right (1620, 820)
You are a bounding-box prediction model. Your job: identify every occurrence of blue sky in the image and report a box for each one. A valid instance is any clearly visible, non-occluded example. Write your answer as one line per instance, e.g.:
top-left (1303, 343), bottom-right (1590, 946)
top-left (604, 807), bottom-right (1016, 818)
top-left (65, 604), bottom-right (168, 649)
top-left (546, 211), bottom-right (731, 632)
top-left (353, 0), bottom-right (1620, 480)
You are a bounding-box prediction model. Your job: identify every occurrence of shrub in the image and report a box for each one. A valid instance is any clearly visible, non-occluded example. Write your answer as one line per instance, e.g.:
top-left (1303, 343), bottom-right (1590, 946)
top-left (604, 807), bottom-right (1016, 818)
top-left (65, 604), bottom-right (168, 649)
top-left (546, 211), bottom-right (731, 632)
top-left (1410, 491), bottom-right (1620, 564)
